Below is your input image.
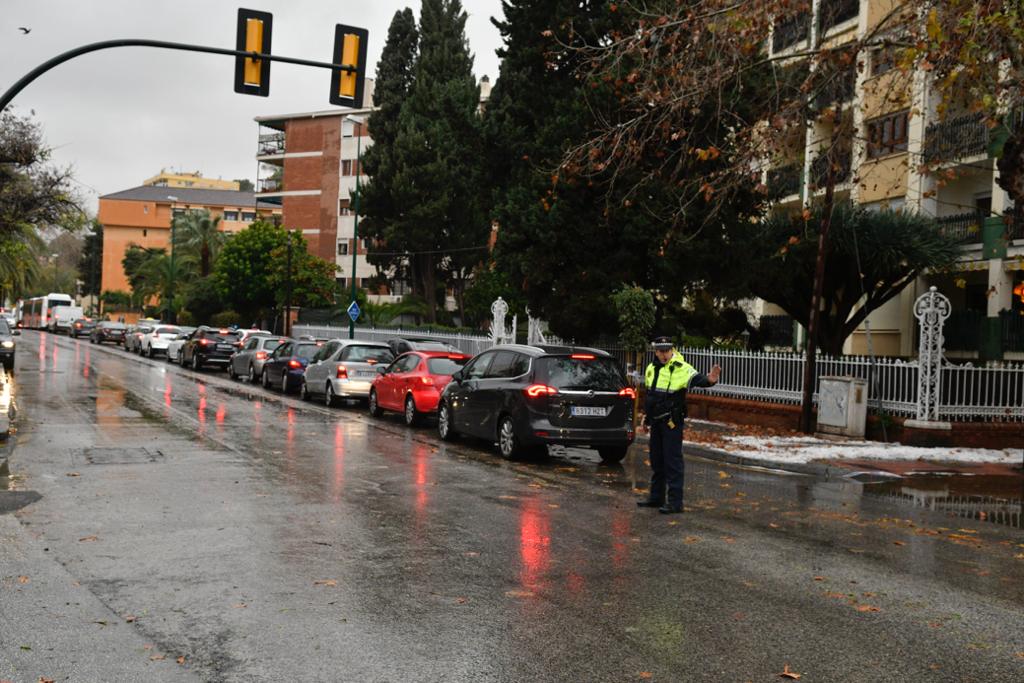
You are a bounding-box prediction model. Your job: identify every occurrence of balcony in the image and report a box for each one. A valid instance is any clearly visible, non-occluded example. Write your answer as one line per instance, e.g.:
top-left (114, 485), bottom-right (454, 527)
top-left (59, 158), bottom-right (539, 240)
top-left (767, 161), bottom-right (803, 199)
top-left (813, 68), bottom-right (856, 110)
top-left (924, 112), bottom-right (989, 163)
top-left (810, 150), bottom-right (852, 188)
top-left (936, 211), bottom-right (985, 244)
top-left (819, 0), bottom-right (859, 34)
top-left (258, 133), bottom-right (286, 156)
top-left (773, 13), bottom-right (809, 52)
top-left (257, 177), bottom-right (283, 193)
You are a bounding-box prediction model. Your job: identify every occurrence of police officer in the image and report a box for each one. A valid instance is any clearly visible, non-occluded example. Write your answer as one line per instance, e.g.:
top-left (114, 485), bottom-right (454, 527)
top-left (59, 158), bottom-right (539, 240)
top-left (637, 336), bottom-right (721, 514)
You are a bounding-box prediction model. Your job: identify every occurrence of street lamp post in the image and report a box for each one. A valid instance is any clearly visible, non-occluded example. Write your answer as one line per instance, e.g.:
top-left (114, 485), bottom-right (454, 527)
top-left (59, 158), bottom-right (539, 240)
top-left (167, 195), bottom-right (178, 323)
top-left (346, 115), bottom-right (364, 340)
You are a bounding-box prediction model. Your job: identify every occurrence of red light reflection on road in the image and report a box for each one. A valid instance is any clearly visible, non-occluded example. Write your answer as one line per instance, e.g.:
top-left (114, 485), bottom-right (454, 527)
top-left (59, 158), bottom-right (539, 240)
top-left (83, 349), bottom-right (90, 378)
top-left (252, 400), bottom-right (263, 441)
top-left (164, 378), bottom-right (172, 407)
top-left (215, 403), bottom-right (226, 426)
top-left (332, 424), bottom-right (346, 501)
top-left (38, 336), bottom-right (45, 364)
top-left (285, 407), bottom-right (296, 462)
top-left (197, 384), bottom-right (207, 428)
top-left (519, 497), bottom-right (551, 592)
top-left (610, 509), bottom-right (632, 571)
top-left (413, 443), bottom-right (431, 514)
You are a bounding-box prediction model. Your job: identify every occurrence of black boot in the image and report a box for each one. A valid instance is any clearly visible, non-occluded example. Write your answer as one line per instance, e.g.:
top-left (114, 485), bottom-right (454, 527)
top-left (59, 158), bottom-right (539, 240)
top-left (636, 500), bottom-right (663, 508)
top-left (658, 505), bottom-right (683, 514)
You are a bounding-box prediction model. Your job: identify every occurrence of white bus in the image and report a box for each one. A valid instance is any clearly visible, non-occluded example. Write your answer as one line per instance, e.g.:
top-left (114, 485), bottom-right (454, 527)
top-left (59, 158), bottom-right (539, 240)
top-left (21, 293), bottom-right (75, 329)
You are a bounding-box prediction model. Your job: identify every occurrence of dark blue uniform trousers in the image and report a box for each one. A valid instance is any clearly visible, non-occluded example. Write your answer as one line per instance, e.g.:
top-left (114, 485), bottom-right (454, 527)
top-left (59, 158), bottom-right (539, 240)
top-left (647, 420), bottom-right (684, 508)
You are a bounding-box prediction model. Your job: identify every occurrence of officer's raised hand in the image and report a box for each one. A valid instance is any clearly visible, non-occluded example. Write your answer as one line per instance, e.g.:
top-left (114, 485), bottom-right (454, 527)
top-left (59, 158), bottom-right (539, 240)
top-left (707, 364), bottom-right (722, 385)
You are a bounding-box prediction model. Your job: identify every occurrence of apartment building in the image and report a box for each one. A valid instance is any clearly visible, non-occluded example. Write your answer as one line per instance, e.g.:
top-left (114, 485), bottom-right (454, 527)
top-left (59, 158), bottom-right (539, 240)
top-left (98, 184), bottom-right (281, 293)
top-left (762, 0), bottom-right (1024, 361)
top-left (253, 80), bottom-right (386, 299)
top-left (143, 170), bottom-right (241, 191)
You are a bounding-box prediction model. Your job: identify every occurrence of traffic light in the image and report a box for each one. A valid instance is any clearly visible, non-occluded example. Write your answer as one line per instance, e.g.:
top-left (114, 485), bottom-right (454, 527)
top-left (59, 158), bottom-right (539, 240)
top-left (234, 8), bottom-right (273, 97)
top-left (329, 24), bottom-right (368, 108)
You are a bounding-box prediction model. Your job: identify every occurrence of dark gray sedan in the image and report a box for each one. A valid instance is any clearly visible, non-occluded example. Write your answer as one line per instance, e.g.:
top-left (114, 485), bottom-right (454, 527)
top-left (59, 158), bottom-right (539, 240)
top-left (228, 334), bottom-right (289, 382)
top-left (0, 317), bottom-right (19, 371)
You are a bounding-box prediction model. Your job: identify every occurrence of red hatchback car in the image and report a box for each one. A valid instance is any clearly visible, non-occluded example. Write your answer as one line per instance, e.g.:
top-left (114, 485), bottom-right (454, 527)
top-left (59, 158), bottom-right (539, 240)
top-left (368, 351), bottom-right (469, 425)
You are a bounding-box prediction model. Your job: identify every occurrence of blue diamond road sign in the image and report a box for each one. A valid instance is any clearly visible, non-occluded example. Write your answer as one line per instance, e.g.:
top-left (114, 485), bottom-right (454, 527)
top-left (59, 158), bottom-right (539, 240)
top-left (347, 301), bottom-right (361, 322)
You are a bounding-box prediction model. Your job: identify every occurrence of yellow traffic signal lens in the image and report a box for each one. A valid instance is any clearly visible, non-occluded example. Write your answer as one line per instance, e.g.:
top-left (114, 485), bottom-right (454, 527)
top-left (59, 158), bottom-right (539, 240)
top-left (338, 33), bottom-right (360, 98)
top-left (244, 18), bottom-right (264, 86)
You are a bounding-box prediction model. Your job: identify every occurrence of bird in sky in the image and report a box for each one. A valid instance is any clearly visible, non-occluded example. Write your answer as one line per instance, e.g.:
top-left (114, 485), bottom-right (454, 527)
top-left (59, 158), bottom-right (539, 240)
top-left (18, 27), bottom-right (31, 34)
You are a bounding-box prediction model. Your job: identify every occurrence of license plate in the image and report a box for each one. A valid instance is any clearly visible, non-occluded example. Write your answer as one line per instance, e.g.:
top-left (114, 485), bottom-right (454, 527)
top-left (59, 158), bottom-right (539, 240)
top-left (355, 371), bottom-right (375, 378)
top-left (217, 344), bottom-right (233, 351)
top-left (571, 406), bottom-right (608, 417)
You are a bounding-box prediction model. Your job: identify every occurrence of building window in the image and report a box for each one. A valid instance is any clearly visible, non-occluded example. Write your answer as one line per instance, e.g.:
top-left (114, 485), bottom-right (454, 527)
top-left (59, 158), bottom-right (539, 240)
top-left (339, 198), bottom-right (351, 216)
top-left (338, 242), bottom-right (349, 255)
top-left (866, 110), bottom-right (909, 158)
top-left (223, 210), bottom-right (239, 221)
top-left (241, 211), bottom-right (256, 222)
top-left (143, 229), bottom-right (148, 237)
top-left (871, 45), bottom-right (896, 76)
top-left (340, 159), bottom-right (361, 176)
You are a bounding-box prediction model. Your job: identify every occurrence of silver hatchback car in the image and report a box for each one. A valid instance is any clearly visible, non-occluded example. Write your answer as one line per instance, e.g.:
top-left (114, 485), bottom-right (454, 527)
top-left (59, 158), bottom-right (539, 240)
top-left (228, 334), bottom-right (288, 382)
top-left (301, 339), bottom-right (394, 406)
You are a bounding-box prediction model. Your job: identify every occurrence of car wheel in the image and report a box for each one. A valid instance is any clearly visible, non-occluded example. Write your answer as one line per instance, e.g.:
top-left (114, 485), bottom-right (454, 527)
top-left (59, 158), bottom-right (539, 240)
top-left (325, 383), bottom-right (338, 408)
top-left (3, 360), bottom-right (13, 373)
top-left (248, 365), bottom-right (256, 383)
top-left (227, 363), bottom-right (237, 380)
top-left (90, 337), bottom-right (95, 344)
top-left (497, 415), bottom-right (524, 460)
top-left (299, 380), bottom-right (310, 401)
top-left (192, 353), bottom-right (202, 371)
top-left (437, 401), bottom-right (458, 441)
top-left (280, 373), bottom-right (289, 394)
top-left (597, 445), bottom-right (629, 465)
top-left (261, 369), bottom-right (271, 389)
top-left (368, 389), bottom-right (382, 417)
top-left (404, 395), bottom-right (420, 427)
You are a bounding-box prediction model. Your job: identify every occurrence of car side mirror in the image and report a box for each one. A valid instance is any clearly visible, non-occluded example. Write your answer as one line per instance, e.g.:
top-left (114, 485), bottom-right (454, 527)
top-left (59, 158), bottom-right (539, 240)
top-left (12, 329), bottom-right (20, 336)
top-left (376, 365), bottom-right (387, 375)
top-left (451, 369), bottom-right (464, 383)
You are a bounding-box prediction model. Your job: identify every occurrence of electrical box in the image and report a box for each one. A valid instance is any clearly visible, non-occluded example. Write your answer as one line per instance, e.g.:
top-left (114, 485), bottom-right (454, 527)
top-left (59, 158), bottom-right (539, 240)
top-left (816, 376), bottom-right (868, 438)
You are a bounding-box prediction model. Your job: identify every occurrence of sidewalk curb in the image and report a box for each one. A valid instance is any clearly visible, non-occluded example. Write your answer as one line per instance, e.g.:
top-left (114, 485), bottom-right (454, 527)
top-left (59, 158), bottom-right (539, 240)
top-left (634, 433), bottom-right (850, 480)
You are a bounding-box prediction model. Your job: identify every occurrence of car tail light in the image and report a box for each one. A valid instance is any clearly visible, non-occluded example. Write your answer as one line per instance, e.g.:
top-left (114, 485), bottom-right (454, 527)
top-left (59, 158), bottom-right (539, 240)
top-left (255, 351), bottom-right (267, 360)
top-left (219, 328), bottom-right (230, 334)
top-left (75, 323), bottom-right (81, 328)
top-left (619, 387), bottom-right (637, 399)
top-left (524, 384), bottom-right (558, 398)
top-left (336, 365), bottom-right (348, 379)
top-left (421, 376), bottom-right (435, 386)
top-left (287, 359), bottom-right (302, 369)
top-left (198, 339), bottom-right (211, 346)
top-left (366, 358), bottom-right (378, 365)
top-left (234, 341), bottom-right (243, 347)
top-left (570, 353), bottom-right (595, 360)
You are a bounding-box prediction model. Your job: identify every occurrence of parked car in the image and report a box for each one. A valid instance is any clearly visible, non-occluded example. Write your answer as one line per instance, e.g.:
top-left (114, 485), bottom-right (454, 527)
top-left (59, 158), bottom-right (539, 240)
top-left (50, 304), bottom-right (84, 334)
top-left (261, 340), bottom-right (323, 393)
top-left (164, 327), bottom-right (197, 363)
top-left (228, 334), bottom-right (287, 382)
top-left (180, 327), bottom-right (243, 370)
top-left (0, 316), bottom-right (20, 371)
top-left (300, 340), bottom-right (395, 406)
top-left (90, 321), bottom-right (128, 345)
top-left (139, 325), bottom-right (182, 358)
top-left (436, 345), bottom-right (635, 463)
top-left (69, 318), bottom-right (96, 339)
top-left (368, 351), bottom-right (469, 425)
top-left (386, 336), bottom-right (463, 356)
top-left (237, 327), bottom-right (274, 345)
top-left (123, 323), bottom-right (153, 352)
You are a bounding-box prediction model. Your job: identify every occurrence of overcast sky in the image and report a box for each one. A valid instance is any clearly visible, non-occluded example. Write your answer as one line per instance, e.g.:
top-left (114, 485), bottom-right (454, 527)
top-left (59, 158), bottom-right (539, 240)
top-left (1, 0), bottom-right (505, 214)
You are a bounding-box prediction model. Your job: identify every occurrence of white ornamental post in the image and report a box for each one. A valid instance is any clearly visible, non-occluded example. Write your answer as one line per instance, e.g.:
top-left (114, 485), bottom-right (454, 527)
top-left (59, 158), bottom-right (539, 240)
top-left (908, 286), bottom-right (951, 428)
top-left (491, 297), bottom-right (509, 346)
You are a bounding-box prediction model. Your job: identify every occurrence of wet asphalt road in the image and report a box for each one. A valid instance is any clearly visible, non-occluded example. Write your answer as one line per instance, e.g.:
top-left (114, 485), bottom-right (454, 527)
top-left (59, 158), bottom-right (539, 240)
top-left (2, 331), bottom-right (1024, 682)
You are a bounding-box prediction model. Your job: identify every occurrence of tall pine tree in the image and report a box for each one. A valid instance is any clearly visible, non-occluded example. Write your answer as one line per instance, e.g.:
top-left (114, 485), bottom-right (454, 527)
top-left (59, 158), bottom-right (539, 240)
top-left (387, 0), bottom-right (485, 322)
top-left (360, 9), bottom-right (418, 286)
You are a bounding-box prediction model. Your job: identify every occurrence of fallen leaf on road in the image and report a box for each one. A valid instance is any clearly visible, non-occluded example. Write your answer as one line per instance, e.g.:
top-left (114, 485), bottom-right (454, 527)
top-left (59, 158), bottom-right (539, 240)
top-left (893, 541), bottom-right (905, 546)
top-left (93, 620), bottom-right (108, 626)
top-left (464, 551), bottom-right (479, 557)
top-left (177, 656), bottom-right (186, 665)
top-left (150, 654), bottom-right (165, 661)
top-left (1014, 652), bottom-right (1024, 659)
top-left (683, 536), bottom-right (701, 544)
top-left (928, 621), bottom-right (943, 628)
top-left (957, 529), bottom-right (977, 534)
top-left (314, 580), bottom-right (337, 587)
top-left (824, 592), bottom-right (847, 599)
top-left (66, 472), bottom-right (80, 477)
top-left (17, 576), bottom-right (29, 584)
top-left (779, 664), bottom-right (801, 679)
top-left (455, 597), bottom-right (467, 604)
top-left (721, 536), bottom-right (735, 543)
top-left (38, 678), bottom-right (55, 683)
top-left (768, 523), bottom-right (779, 529)
top-left (813, 576), bottom-right (825, 581)
top-left (717, 470), bottom-right (731, 479)
top-left (498, 495), bottom-right (518, 500)
top-left (639, 673), bottom-right (653, 679)
top-left (855, 605), bottom-right (881, 613)
top-left (124, 615), bottom-right (136, 623)
top-left (1014, 553), bottom-right (1024, 560)
top-left (20, 645), bottom-right (31, 651)
top-left (143, 644), bottom-right (153, 650)
top-left (78, 535), bottom-right (99, 542)
top-left (547, 504), bottom-right (560, 509)
top-left (719, 483), bottom-right (731, 489)
top-left (232, 603), bottom-right (247, 609)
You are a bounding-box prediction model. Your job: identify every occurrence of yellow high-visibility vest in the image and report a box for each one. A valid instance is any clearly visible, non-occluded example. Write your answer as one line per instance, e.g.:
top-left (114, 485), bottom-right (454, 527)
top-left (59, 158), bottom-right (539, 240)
top-left (645, 351), bottom-right (698, 393)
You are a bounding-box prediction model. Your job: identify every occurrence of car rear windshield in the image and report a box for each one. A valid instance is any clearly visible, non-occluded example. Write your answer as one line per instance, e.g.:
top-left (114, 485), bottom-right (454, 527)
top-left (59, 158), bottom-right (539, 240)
top-left (263, 339), bottom-right (283, 352)
top-left (155, 327), bottom-right (178, 335)
top-left (536, 356), bottom-right (625, 391)
top-left (427, 357), bottom-right (467, 375)
top-left (207, 331), bottom-right (241, 342)
top-left (294, 343), bottom-right (321, 360)
top-left (341, 345), bottom-right (394, 363)
top-left (102, 322), bottom-right (127, 329)
top-left (414, 341), bottom-right (453, 351)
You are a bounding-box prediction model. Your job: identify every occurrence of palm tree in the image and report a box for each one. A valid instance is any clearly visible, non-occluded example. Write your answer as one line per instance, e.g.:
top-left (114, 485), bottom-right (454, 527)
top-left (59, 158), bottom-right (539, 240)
top-left (173, 209), bottom-right (225, 277)
top-left (139, 253), bottom-right (195, 320)
top-left (0, 226), bottom-right (44, 301)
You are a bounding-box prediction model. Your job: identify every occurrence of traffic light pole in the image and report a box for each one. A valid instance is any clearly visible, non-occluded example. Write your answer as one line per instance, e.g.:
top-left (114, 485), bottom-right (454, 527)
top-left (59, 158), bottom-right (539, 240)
top-left (0, 39), bottom-right (358, 113)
